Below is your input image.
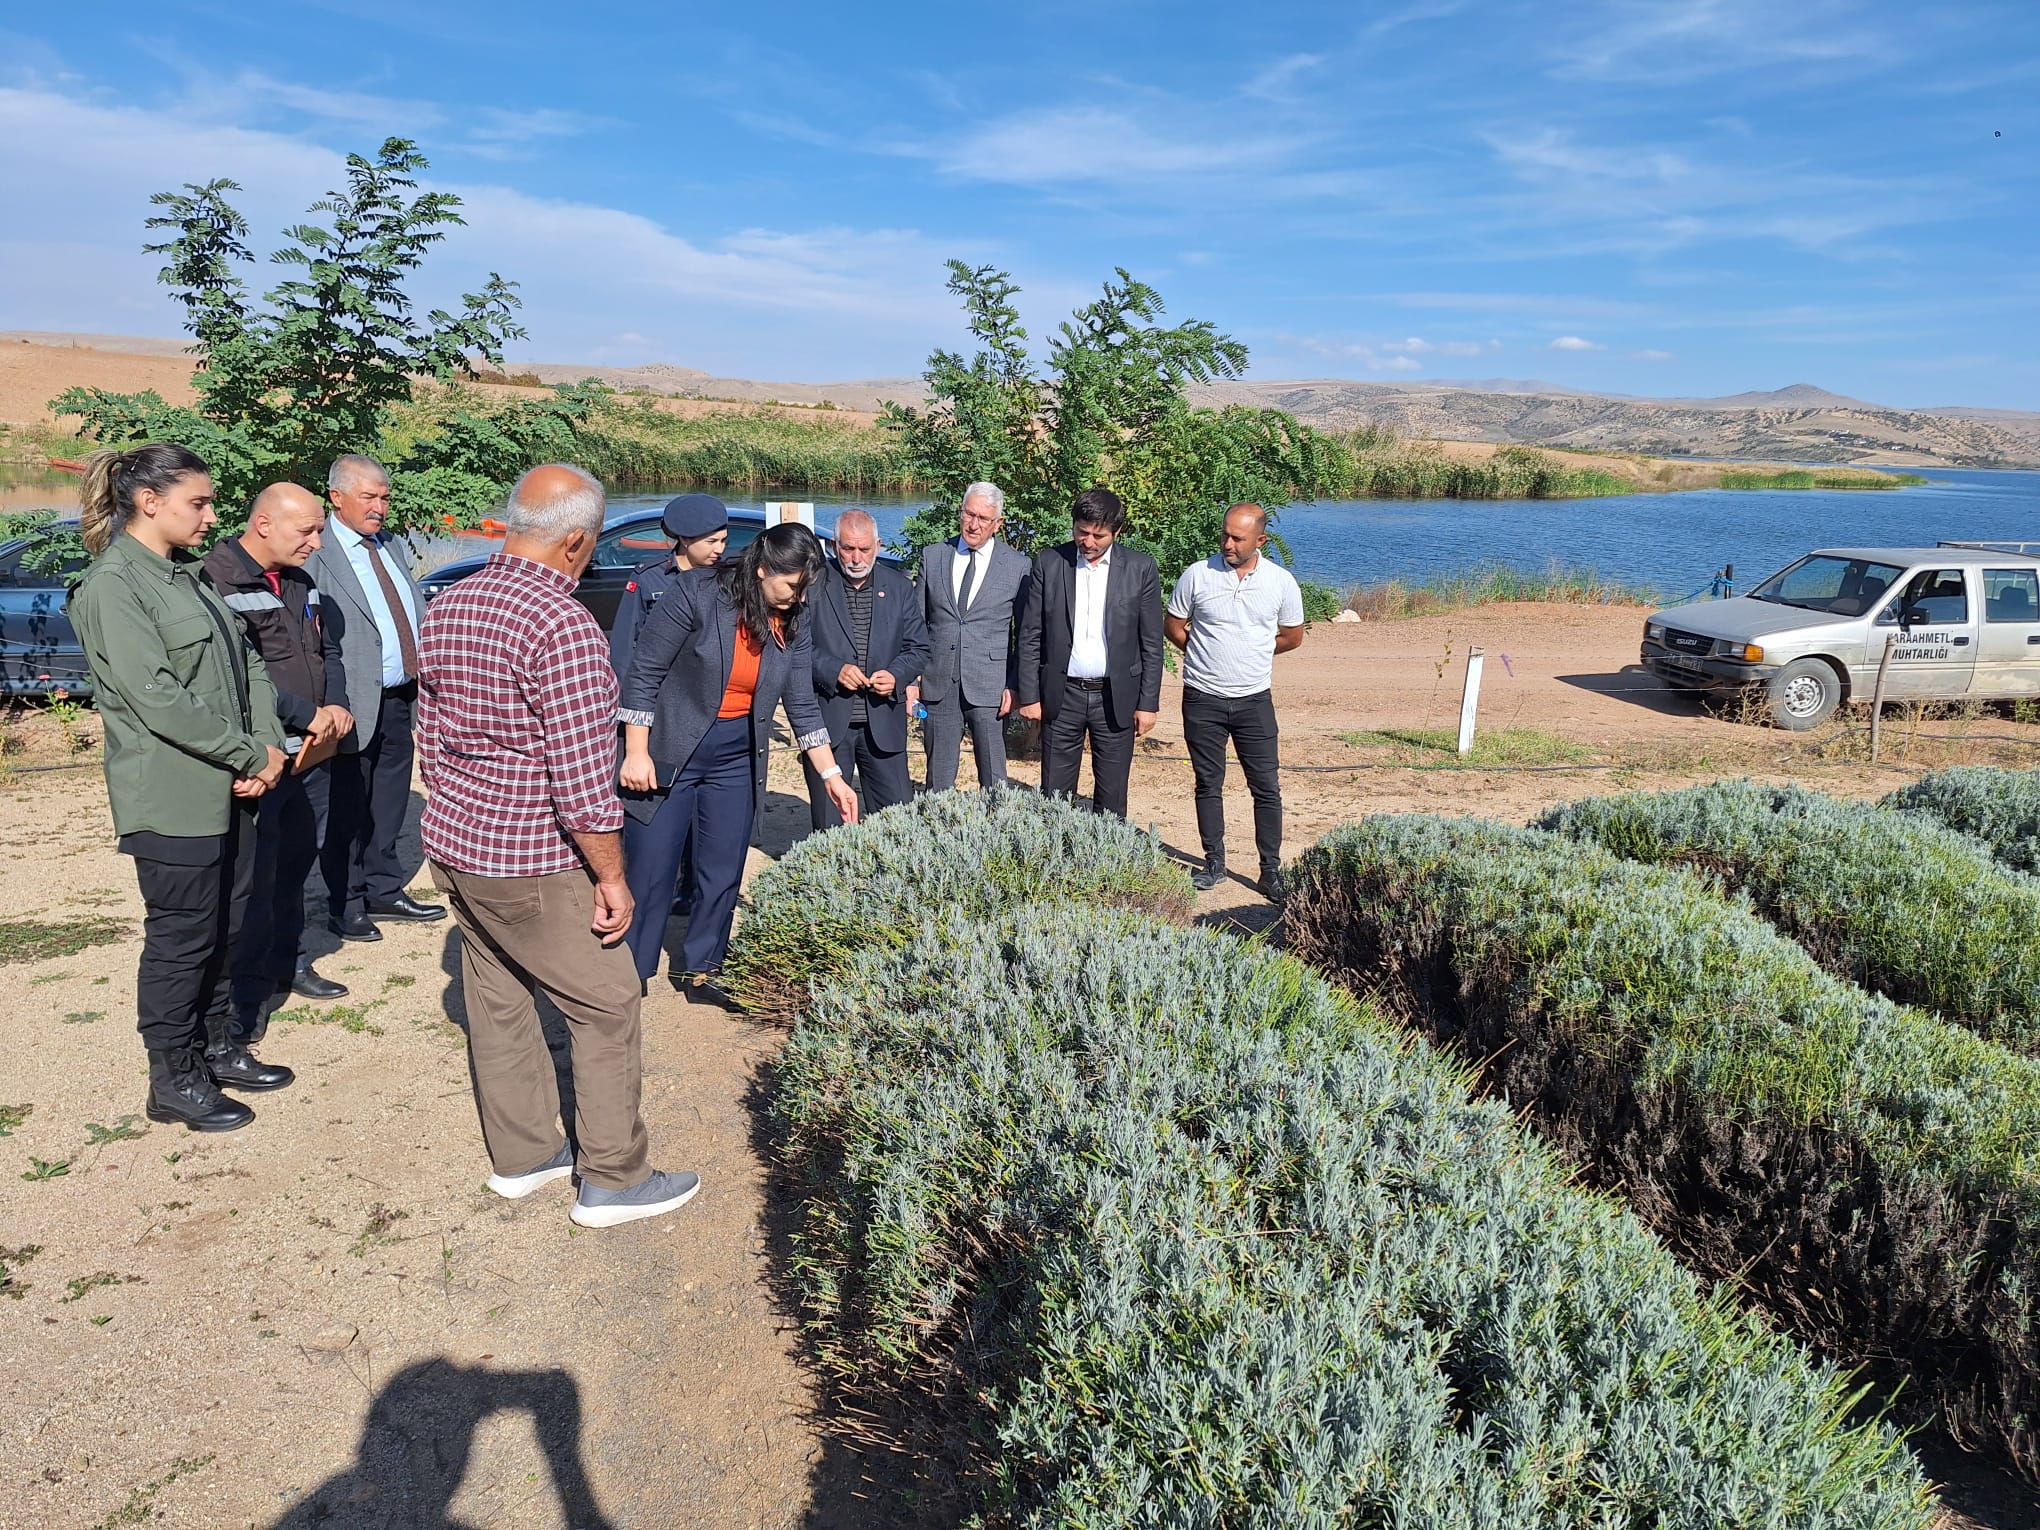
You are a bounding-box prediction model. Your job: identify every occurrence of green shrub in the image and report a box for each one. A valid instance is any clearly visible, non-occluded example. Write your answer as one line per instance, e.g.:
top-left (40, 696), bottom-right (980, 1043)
top-left (1285, 814), bottom-right (2040, 1476)
top-left (1883, 766), bottom-right (2040, 875)
top-left (1298, 578), bottom-right (1345, 624)
top-left (725, 787), bottom-right (1192, 1020)
top-left (776, 902), bottom-right (1933, 1526)
top-left (1539, 779), bottom-right (2040, 1049)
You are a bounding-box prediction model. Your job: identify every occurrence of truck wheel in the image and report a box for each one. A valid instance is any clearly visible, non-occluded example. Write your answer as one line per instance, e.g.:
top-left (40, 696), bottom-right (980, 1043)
top-left (1765, 658), bottom-right (1841, 730)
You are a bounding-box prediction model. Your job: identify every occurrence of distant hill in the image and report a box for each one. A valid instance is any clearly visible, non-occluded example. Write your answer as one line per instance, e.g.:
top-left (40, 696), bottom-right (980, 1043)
top-left (5, 331), bottom-right (2036, 468)
top-left (1188, 378), bottom-right (2040, 468)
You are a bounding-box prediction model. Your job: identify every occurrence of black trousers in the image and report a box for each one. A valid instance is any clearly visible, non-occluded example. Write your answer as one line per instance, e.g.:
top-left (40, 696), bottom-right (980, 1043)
top-left (804, 721), bottom-right (912, 831)
top-left (232, 760), bottom-right (331, 1002)
top-left (324, 683), bottom-right (416, 921)
top-left (1042, 678), bottom-right (1135, 819)
top-left (128, 807), bottom-right (258, 1053)
top-left (1182, 686), bottom-right (1283, 874)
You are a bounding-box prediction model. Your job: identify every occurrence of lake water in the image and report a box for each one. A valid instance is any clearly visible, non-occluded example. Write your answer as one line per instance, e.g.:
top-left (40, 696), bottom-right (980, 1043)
top-left (614, 469), bottom-right (2040, 598)
top-left (10, 466), bottom-right (2037, 598)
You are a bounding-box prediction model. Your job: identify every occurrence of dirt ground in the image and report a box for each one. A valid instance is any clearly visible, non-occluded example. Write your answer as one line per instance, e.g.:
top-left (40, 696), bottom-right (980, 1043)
top-left (2, 608), bottom-right (2036, 1528)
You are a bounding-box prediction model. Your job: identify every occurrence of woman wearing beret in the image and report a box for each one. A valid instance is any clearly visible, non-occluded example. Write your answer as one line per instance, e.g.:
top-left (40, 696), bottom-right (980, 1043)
top-left (616, 522), bottom-right (858, 996)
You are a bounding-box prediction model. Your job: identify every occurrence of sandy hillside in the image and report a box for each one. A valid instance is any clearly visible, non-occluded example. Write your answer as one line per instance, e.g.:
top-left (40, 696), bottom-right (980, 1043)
top-left (2, 607), bottom-right (2035, 1528)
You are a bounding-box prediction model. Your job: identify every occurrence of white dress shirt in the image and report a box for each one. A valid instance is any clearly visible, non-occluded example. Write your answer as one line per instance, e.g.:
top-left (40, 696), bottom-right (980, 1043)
top-left (1067, 546), bottom-right (1112, 679)
top-left (950, 536), bottom-right (983, 608)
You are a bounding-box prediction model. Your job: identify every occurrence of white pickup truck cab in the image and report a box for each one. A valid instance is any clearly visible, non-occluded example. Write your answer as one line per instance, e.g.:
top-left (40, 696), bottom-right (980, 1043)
top-left (1640, 543), bottom-right (2040, 729)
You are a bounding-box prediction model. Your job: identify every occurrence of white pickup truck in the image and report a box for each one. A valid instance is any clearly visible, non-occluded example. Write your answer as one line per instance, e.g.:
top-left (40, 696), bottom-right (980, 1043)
top-left (1640, 543), bottom-right (2040, 729)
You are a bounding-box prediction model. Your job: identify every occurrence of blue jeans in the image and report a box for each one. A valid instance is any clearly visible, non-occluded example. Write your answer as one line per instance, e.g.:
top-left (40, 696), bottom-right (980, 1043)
top-left (622, 716), bottom-right (753, 983)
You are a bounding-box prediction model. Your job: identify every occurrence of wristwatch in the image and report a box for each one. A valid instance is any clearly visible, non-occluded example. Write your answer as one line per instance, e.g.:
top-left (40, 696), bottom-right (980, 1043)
top-left (819, 765), bottom-right (843, 782)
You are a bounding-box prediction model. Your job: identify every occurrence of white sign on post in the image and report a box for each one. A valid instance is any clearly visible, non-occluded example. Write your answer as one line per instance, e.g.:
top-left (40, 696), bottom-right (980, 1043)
top-left (765, 502), bottom-right (816, 531)
top-left (1457, 646), bottom-right (1485, 756)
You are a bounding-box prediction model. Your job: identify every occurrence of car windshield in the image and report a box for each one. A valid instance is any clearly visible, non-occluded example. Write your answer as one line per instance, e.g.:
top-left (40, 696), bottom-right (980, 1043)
top-left (1749, 555), bottom-right (1905, 616)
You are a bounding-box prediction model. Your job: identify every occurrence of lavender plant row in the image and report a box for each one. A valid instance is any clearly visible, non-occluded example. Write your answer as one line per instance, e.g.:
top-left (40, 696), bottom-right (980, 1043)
top-left (1883, 765), bottom-right (2040, 875)
top-left (1285, 813), bottom-right (2040, 1479)
top-left (774, 902), bottom-right (1934, 1526)
top-left (725, 786), bottom-right (1192, 1021)
top-left (1538, 778), bottom-right (2040, 1047)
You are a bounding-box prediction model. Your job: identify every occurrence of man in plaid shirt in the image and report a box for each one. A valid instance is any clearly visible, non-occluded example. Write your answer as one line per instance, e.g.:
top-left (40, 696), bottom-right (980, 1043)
top-left (418, 464), bottom-right (699, 1229)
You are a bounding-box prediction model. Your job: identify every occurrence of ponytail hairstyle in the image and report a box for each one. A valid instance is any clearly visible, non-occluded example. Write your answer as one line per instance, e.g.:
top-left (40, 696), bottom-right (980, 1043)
top-left (716, 522), bottom-right (824, 647)
top-left (80, 443), bottom-right (211, 557)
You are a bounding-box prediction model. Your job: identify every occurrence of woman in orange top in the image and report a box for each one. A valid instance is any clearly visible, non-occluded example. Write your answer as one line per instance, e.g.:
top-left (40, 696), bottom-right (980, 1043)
top-left (616, 524), bottom-right (858, 996)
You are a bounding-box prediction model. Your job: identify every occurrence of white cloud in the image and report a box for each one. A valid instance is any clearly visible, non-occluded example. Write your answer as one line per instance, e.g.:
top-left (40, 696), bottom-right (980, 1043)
top-left (1549, 0), bottom-right (1895, 84)
top-left (1242, 53), bottom-right (1324, 100)
top-left (0, 83), bottom-right (967, 377)
top-left (229, 70), bottom-right (443, 133)
top-left (1631, 348), bottom-right (1676, 361)
top-left (1548, 335), bottom-right (1604, 351)
top-left (1285, 335), bottom-right (1436, 373)
top-left (925, 104), bottom-right (1301, 187)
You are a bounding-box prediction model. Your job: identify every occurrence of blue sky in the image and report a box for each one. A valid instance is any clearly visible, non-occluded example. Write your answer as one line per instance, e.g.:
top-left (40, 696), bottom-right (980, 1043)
top-left (3, 0), bottom-right (2036, 406)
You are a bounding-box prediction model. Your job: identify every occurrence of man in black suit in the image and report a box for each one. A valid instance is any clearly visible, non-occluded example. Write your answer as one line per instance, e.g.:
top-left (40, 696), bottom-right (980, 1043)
top-left (1015, 488), bottom-right (1164, 819)
top-left (804, 511), bottom-right (929, 830)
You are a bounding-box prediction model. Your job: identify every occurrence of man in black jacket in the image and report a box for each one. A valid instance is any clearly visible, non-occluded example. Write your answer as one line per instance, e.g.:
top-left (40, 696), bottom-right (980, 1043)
top-left (805, 510), bottom-right (929, 830)
top-left (203, 483), bottom-right (355, 1036)
top-left (1015, 488), bottom-right (1164, 819)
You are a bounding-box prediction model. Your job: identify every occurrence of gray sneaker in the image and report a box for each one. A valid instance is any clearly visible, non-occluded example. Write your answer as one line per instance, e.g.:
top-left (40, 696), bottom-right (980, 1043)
top-left (485, 1142), bottom-right (575, 1200)
top-left (570, 1168), bottom-right (701, 1228)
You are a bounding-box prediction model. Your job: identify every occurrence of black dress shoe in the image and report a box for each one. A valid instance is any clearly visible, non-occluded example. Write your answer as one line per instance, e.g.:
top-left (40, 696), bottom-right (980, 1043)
top-left (331, 913), bottom-right (383, 942)
top-left (291, 965), bottom-right (349, 1000)
top-left (365, 894), bottom-right (447, 922)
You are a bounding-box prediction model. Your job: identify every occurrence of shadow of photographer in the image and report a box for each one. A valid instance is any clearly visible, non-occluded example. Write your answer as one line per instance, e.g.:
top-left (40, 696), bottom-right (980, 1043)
top-left (270, 1359), bottom-right (616, 1529)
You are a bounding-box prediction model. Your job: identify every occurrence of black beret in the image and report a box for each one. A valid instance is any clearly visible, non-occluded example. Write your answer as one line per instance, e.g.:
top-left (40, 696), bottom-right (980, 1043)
top-left (661, 493), bottom-right (728, 540)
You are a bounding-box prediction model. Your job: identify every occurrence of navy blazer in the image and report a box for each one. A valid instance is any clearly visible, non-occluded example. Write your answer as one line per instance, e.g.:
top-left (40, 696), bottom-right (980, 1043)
top-left (1015, 541), bottom-right (1165, 732)
top-left (616, 567), bottom-right (831, 827)
top-left (809, 561), bottom-right (929, 755)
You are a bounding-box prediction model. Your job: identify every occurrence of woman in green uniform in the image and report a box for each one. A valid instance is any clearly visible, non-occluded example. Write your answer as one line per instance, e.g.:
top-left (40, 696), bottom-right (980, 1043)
top-left (69, 443), bottom-right (297, 1132)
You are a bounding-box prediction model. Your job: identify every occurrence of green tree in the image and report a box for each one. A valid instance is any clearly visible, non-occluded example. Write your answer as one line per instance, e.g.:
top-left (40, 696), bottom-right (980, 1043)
top-left (883, 261), bottom-right (1348, 574)
top-left (51, 138), bottom-right (525, 534)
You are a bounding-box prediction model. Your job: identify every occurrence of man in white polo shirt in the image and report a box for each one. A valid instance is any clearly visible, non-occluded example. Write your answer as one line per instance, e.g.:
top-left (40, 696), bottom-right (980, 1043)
top-left (1164, 503), bottom-right (1305, 896)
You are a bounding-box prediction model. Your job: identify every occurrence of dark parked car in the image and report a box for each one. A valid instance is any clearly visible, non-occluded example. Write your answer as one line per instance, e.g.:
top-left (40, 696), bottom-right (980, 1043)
top-left (0, 520), bottom-right (91, 696)
top-left (418, 507), bottom-right (774, 628)
top-left (419, 507), bottom-right (883, 629)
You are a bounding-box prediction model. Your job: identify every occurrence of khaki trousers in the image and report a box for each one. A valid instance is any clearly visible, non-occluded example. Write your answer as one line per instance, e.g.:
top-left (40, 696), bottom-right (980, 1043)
top-left (430, 863), bottom-right (650, 1190)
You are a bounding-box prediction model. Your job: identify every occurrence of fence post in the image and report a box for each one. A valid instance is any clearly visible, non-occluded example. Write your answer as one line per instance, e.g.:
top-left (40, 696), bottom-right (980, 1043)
top-left (1870, 630), bottom-right (1899, 762)
top-left (1457, 646), bottom-right (1485, 756)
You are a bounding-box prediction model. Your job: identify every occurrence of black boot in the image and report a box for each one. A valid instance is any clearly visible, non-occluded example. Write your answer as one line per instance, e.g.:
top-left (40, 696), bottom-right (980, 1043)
top-left (145, 1048), bottom-right (255, 1132)
top-left (230, 992), bottom-right (270, 1047)
top-left (204, 1013), bottom-right (296, 1093)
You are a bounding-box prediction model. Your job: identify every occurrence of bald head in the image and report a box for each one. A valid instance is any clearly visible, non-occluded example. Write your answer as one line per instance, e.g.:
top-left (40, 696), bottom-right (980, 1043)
top-left (1220, 503), bottom-right (1269, 570)
top-left (243, 482), bottom-right (327, 570)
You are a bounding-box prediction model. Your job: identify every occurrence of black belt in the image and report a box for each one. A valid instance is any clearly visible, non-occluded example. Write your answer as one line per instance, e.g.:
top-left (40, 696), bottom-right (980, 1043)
top-left (1065, 675), bottom-right (1107, 691)
top-left (384, 679), bottom-right (418, 697)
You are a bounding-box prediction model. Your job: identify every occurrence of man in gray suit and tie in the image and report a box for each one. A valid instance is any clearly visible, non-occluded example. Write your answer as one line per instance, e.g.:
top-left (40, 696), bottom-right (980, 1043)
top-left (307, 454), bottom-right (447, 942)
top-left (909, 482), bottom-right (1030, 792)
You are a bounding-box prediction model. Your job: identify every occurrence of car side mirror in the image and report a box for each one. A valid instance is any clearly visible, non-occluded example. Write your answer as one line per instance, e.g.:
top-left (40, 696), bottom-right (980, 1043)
top-left (1899, 605), bottom-right (1925, 634)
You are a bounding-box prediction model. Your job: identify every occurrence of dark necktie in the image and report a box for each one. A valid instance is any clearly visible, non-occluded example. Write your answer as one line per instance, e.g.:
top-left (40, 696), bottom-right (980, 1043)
top-left (958, 545), bottom-right (981, 611)
top-left (363, 536), bottom-right (420, 681)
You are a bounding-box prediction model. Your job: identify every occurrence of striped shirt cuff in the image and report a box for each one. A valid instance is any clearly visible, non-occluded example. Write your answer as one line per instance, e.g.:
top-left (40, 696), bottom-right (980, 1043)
top-left (617, 708), bottom-right (654, 727)
top-left (794, 727), bottom-right (832, 751)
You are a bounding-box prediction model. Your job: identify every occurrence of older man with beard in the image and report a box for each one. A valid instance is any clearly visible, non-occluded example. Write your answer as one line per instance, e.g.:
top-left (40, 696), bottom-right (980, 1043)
top-left (803, 510), bottom-right (928, 830)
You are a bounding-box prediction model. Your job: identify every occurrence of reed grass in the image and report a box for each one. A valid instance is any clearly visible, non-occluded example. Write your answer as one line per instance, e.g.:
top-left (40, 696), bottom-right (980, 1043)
top-left (1336, 438), bottom-right (1631, 498)
top-left (1342, 561), bottom-right (1657, 619)
top-left (573, 399), bottom-right (916, 492)
top-left (1718, 468), bottom-right (1928, 490)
